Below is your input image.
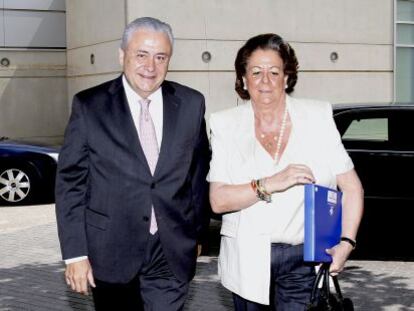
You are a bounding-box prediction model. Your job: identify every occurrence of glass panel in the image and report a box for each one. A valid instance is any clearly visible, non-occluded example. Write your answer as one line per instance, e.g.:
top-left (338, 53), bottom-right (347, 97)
top-left (3, 0), bottom-right (65, 11)
top-left (4, 10), bottom-right (66, 48)
top-left (0, 12), bottom-right (4, 47)
top-left (343, 119), bottom-right (388, 141)
top-left (397, 24), bottom-right (414, 44)
top-left (397, 0), bottom-right (414, 21)
top-left (396, 47), bottom-right (414, 103)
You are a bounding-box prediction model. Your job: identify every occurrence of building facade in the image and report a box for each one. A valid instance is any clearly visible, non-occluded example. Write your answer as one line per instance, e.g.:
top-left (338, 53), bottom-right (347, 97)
top-left (0, 0), bottom-right (67, 143)
top-left (66, 0), bottom-right (395, 118)
top-left (2, 0), bottom-right (413, 140)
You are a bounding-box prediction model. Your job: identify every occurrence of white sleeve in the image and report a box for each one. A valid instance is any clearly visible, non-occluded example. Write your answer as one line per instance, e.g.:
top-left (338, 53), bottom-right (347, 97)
top-left (206, 114), bottom-right (232, 183)
top-left (64, 256), bottom-right (88, 265)
top-left (324, 103), bottom-right (354, 175)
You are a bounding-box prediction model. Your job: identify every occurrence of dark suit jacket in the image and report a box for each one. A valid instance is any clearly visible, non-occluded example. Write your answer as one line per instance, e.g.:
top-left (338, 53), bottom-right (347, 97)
top-left (55, 76), bottom-right (210, 283)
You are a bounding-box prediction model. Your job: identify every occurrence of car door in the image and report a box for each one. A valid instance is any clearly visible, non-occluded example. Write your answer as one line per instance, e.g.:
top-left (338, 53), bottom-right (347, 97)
top-left (334, 107), bottom-right (414, 259)
top-left (337, 108), bottom-right (392, 199)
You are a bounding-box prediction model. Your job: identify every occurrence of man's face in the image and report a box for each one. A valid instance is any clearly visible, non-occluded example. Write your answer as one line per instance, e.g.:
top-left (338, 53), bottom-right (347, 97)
top-left (119, 29), bottom-right (172, 98)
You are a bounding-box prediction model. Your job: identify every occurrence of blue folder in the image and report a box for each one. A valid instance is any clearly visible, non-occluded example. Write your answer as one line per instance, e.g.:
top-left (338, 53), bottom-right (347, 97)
top-left (304, 184), bottom-right (342, 262)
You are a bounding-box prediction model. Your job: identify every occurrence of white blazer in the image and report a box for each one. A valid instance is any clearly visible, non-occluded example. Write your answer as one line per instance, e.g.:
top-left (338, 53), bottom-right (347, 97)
top-left (207, 96), bottom-right (353, 305)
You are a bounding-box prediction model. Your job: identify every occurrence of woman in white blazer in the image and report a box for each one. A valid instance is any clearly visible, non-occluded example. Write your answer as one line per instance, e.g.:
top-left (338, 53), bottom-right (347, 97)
top-left (208, 34), bottom-right (364, 311)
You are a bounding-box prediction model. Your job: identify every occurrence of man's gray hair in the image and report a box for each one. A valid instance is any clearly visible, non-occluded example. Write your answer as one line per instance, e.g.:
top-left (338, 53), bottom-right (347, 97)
top-left (121, 17), bottom-right (174, 51)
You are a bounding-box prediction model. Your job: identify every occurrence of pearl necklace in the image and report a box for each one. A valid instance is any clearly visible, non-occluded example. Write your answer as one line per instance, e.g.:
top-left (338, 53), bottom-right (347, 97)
top-left (274, 104), bottom-right (289, 164)
top-left (260, 104), bottom-right (288, 164)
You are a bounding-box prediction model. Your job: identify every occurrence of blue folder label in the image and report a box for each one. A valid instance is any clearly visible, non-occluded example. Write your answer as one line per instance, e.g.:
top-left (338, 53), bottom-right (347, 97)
top-left (327, 190), bottom-right (338, 205)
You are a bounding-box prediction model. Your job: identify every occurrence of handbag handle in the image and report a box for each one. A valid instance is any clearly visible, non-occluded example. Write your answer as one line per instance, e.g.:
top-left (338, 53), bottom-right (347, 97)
top-left (309, 263), bottom-right (344, 304)
top-left (309, 263), bottom-right (330, 304)
top-left (332, 274), bottom-right (344, 300)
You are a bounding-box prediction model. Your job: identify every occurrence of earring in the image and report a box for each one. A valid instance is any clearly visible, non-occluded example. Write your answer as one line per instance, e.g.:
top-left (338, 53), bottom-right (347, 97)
top-left (243, 78), bottom-right (247, 90)
top-left (285, 84), bottom-right (288, 89)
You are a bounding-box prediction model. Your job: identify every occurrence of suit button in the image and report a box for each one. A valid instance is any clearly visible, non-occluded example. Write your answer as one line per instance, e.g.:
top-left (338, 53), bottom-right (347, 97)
top-left (150, 183), bottom-right (155, 189)
top-left (143, 216), bottom-right (149, 222)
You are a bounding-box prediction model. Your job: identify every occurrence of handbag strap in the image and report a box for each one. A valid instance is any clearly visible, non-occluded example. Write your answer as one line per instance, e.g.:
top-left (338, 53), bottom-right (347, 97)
top-left (332, 275), bottom-right (344, 300)
top-left (324, 264), bottom-right (330, 292)
top-left (309, 263), bottom-right (330, 304)
top-left (309, 263), bottom-right (345, 304)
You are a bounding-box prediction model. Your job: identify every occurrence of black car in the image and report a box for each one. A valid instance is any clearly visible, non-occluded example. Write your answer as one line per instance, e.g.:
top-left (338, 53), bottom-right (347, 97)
top-left (333, 104), bottom-right (414, 260)
top-left (0, 137), bottom-right (59, 206)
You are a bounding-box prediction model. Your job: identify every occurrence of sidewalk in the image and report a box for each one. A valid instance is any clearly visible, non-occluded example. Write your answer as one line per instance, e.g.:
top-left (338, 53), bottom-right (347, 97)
top-left (1, 205), bottom-right (413, 310)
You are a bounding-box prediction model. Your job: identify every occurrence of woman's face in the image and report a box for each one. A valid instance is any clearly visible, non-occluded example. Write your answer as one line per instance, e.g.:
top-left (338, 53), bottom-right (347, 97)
top-left (244, 48), bottom-right (288, 106)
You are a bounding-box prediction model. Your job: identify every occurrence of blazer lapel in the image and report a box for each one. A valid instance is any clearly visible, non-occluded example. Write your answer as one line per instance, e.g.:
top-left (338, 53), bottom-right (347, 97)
top-left (108, 76), bottom-right (152, 175)
top-left (233, 101), bottom-right (257, 181)
top-left (153, 82), bottom-right (180, 177)
top-left (235, 102), bottom-right (256, 163)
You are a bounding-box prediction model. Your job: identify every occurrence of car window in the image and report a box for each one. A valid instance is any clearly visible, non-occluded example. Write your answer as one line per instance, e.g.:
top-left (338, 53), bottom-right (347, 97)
top-left (335, 108), bottom-right (414, 151)
top-left (343, 118), bottom-right (388, 141)
top-left (335, 109), bottom-right (392, 150)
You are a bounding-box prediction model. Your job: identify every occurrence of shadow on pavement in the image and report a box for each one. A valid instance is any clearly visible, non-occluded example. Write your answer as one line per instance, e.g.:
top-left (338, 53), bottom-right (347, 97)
top-left (0, 262), bottom-right (94, 310)
top-left (1, 218), bottom-right (413, 311)
top-left (0, 260), bottom-right (232, 311)
top-left (205, 220), bottom-right (414, 311)
top-left (341, 264), bottom-right (414, 311)
top-left (185, 258), bottom-right (233, 311)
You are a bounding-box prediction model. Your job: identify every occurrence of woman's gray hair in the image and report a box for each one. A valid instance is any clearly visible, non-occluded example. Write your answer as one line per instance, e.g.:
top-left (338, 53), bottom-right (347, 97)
top-left (120, 17), bottom-right (174, 51)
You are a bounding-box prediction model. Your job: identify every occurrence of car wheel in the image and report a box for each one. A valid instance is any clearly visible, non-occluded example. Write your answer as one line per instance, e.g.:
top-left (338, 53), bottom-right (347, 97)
top-left (0, 167), bottom-right (37, 205)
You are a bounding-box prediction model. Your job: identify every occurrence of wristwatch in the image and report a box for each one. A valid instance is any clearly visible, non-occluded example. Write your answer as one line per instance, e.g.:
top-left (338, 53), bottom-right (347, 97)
top-left (340, 237), bottom-right (356, 250)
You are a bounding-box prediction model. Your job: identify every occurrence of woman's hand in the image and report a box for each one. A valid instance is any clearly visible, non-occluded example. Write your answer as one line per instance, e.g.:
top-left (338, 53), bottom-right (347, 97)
top-left (265, 164), bottom-right (315, 193)
top-left (325, 241), bottom-right (353, 275)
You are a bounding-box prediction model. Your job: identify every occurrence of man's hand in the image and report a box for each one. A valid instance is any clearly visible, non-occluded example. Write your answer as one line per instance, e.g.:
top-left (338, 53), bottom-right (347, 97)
top-left (325, 241), bottom-right (353, 275)
top-left (65, 259), bottom-right (96, 295)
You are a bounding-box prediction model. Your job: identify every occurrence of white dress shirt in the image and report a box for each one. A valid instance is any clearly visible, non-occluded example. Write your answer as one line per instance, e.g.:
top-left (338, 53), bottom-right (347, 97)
top-left (122, 75), bottom-right (163, 149)
top-left (65, 75), bottom-right (164, 265)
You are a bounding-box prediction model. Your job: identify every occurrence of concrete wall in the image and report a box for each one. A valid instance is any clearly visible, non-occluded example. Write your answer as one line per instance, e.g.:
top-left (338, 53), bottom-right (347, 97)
top-left (0, 0), bottom-right (67, 143)
top-left (66, 0), bottom-right (125, 109)
top-left (0, 50), bottom-right (67, 143)
top-left (66, 0), bottom-right (394, 118)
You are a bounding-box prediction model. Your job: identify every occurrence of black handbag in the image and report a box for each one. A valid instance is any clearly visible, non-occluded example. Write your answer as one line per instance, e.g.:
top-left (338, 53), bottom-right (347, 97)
top-left (306, 263), bottom-right (354, 311)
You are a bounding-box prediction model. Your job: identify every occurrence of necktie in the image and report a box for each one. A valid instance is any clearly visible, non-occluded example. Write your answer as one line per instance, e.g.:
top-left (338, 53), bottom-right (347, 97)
top-left (139, 99), bottom-right (158, 235)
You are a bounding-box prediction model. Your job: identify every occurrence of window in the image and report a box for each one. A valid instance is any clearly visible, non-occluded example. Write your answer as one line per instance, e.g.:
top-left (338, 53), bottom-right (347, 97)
top-left (0, 0), bottom-right (66, 48)
top-left (395, 0), bottom-right (414, 103)
top-left (337, 109), bottom-right (414, 150)
top-left (343, 118), bottom-right (389, 141)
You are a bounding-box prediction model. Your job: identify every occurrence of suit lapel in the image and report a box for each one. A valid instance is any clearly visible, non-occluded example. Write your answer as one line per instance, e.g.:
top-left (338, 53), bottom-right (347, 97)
top-left (108, 76), bottom-right (151, 175)
top-left (154, 81), bottom-right (180, 177)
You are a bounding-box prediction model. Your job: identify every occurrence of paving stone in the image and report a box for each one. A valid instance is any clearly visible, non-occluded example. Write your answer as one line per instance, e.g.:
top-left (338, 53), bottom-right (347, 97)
top-left (1, 205), bottom-right (413, 310)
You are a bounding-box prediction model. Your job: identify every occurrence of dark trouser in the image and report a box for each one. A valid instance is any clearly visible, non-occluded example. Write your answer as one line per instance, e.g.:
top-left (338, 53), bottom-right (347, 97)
top-left (233, 243), bottom-right (315, 311)
top-left (91, 233), bottom-right (189, 311)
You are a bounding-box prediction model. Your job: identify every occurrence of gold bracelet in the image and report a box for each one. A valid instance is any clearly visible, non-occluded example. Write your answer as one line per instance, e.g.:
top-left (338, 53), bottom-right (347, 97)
top-left (256, 179), bottom-right (272, 203)
top-left (250, 179), bottom-right (257, 193)
top-left (260, 177), bottom-right (271, 195)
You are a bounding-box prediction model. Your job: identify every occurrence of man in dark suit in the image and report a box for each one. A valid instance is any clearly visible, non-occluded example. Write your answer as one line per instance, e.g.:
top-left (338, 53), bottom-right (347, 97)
top-left (55, 17), bottom-right (210, 310)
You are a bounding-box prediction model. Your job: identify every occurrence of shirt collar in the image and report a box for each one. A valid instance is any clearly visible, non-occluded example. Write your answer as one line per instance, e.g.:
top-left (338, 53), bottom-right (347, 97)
top-left (122, 75), bottom-right (163, 104)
